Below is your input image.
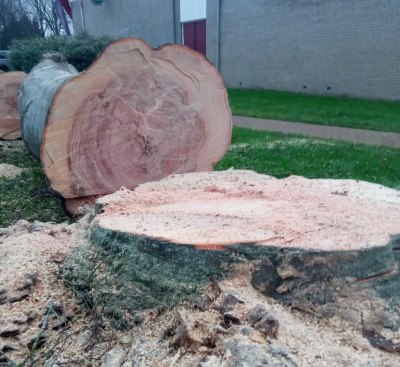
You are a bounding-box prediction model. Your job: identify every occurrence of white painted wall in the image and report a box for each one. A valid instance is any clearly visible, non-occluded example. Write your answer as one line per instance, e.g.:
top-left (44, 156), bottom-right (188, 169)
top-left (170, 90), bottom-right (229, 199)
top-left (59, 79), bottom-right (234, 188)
top-left (180, 0), bottom-right (206, 22)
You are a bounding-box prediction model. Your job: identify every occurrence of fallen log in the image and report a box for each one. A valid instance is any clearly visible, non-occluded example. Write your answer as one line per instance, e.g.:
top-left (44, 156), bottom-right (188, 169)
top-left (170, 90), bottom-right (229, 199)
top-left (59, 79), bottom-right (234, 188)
top-left (85, 170), bottom-right (400, 314)
top-left (0, 71), bottom-right (27, 140)
top-left (18, 39), bottom-right (232, 199)
top-left (18, 54), bottom-right (78, 156)
top-left (62, 195), bottom-right (100, 217)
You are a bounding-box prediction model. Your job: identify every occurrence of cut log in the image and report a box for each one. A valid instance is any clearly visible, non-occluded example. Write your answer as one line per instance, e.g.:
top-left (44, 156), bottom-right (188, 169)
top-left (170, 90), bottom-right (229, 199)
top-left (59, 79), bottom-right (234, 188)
top-left (0, 71), bottom-right (27, 140)
top-left (62, 195), bottom-right (100, 217)
top-left (89, 170), bottom-right (400, 312)
top-left (18, 54), bottom-right (78, 157)
top-left (19, 39), bottom-right (232, 199)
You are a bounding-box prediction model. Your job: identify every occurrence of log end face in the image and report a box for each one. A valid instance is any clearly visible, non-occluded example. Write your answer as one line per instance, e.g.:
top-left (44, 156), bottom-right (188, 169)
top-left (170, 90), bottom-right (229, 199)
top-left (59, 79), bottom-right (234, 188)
top-left (0, 72), bottom-right (26, 141)
top-left (0, 118), bottom-right (21, 140)
top-left (43, 38), bottom-right (232, 198)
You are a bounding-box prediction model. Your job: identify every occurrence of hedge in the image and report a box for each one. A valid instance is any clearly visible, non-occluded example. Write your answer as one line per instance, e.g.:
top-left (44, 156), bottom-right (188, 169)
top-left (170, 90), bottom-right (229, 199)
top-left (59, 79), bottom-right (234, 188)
top-left (10, 33), bottom-right (113, 72)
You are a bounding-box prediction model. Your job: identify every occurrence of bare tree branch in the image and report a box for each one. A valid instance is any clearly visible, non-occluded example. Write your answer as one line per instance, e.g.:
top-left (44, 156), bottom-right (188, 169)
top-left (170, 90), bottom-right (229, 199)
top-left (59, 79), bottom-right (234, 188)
top-left (0, 0), bottom-right (42, 48)
top-left (23, 0), bottom-right (63, 36)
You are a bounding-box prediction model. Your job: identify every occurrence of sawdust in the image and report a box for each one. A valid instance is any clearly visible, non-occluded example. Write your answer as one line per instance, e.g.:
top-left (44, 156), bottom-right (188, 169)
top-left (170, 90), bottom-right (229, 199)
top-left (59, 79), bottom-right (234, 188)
top-left (1, 172), bottom-right (400, 366)
top-left (0, 222), bottom-right (399, 367)
top-left (214, 266), bottom-right (400, 367)
top-left (0, 164), bottom-right (23, 179)
top-left (93, 266), bottom-right (400, 367)
top-left (0, 216), bottom-right (92, 365)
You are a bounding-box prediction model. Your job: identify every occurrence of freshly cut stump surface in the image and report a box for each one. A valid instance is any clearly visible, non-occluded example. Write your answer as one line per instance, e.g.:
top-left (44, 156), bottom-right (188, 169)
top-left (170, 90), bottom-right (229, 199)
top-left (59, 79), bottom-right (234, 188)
top-left (91, 170), bottom-right (400, 309)
top-left (41, 38), bottom-right (232, 198)
top-left (0, 72), bottom-right (26, 140)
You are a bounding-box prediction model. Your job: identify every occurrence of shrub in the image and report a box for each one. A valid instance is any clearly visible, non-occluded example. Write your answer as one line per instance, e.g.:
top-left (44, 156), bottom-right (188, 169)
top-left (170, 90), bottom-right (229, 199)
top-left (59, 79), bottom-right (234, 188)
top-left (10, 33), bottom-right (113, 72)
top-left (61, 33), bottom-right (113, 72)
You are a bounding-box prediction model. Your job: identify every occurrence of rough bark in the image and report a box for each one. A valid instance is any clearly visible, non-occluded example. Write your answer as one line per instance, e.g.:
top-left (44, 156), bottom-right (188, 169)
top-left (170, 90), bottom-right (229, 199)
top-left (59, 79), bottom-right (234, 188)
top-left (0, 72), bottom-right (27, 140)
top-left (19, 38), bottom-right (231, 199)
top-left (89, 170), bottom-right (400, 310)
top-left (18, 55), bottom-right (78, 157)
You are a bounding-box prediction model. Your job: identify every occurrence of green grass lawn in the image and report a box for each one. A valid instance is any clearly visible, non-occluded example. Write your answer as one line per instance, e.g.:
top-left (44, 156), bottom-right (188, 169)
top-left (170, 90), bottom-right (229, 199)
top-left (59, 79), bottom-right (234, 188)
top-left (1, 129), bottom-right (399, 227)
top-left (216, 127), bottom-right (400, 190)
top-left (0, 142), bottom-right (68, 227)
top-left (228, 89), bottom-right (400, 133)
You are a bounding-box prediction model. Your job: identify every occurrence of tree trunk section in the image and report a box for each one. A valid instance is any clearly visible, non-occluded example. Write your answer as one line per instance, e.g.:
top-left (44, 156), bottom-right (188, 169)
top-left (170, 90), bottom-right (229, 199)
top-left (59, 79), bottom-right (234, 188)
top-left (0, 72), bottom-right (27, 140)
top-left (18, 56), bottom-right (78, 157)
top-left (89, 171), bottom-right (400, 311)
top-left (19, 38), bottom-right (232, 199)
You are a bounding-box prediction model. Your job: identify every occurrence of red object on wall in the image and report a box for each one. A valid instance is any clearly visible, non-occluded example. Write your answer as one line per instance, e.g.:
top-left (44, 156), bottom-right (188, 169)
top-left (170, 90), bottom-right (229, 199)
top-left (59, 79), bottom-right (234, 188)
top-left (60, 0), bottom-right (72, 18)
top-left (183, 20), bottom-right (206, 57)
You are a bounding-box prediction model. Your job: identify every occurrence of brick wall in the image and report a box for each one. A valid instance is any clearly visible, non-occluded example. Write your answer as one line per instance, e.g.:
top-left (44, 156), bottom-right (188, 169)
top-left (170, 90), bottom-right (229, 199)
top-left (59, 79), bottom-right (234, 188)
top-left (72, 0), bottom-right (181, 47)
top-left (207, 0), bottom-right (400, 101)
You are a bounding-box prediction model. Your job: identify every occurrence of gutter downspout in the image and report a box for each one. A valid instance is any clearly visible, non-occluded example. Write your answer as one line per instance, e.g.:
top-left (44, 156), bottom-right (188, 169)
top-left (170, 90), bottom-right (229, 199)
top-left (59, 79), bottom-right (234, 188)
top-left (172, 0), bottom-right (177, 43)
top-left (216, 0), bottom-right (222, 71)
top-left (80, 0), bottom-right (86, 32)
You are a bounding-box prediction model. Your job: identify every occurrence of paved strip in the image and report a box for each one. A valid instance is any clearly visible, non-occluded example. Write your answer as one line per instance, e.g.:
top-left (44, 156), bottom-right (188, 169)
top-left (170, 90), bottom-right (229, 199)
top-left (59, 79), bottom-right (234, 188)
top-left (233, 116), bottom-right (400, 148)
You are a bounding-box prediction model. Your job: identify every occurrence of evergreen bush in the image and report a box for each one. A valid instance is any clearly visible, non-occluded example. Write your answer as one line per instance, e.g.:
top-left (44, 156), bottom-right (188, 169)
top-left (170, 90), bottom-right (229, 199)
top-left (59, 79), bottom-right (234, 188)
top-left (10, 33), bottom-right (113, 72)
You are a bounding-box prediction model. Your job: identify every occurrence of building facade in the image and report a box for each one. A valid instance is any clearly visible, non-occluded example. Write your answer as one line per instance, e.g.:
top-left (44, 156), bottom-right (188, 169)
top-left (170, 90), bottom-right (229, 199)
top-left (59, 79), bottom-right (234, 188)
top-left (73, 0), bottom-right (400, 101)
top-left (207, 0), bottom-right (400, 101)
top-left (72, 0), bottom-right (181, 46)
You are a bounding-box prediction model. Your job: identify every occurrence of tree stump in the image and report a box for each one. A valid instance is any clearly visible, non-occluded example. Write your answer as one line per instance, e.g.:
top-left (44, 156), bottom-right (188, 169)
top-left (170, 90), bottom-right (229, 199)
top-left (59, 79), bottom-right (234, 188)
top-left (87, 170), bottom-right (400, 314)
top-left (0, 72), bottom-right (26, 140)
top-left (18, 39), bottom-right (232, 199)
